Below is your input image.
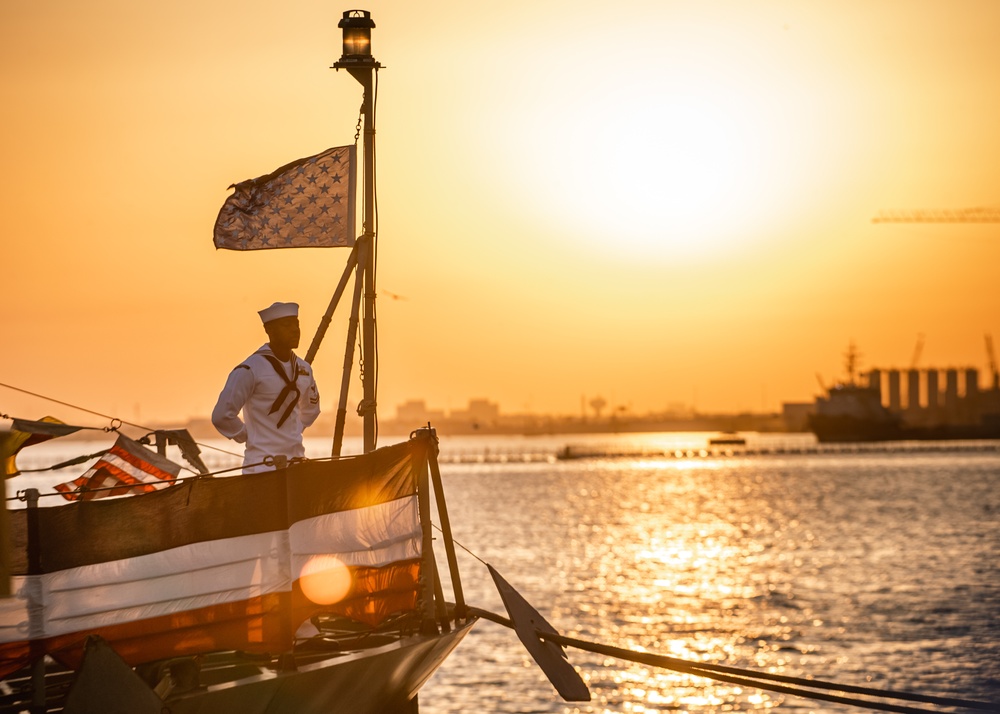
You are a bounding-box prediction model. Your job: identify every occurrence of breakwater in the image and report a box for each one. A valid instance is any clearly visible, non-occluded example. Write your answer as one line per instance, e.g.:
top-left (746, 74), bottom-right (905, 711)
top-left (433, 440), bottom-right (1000, 464)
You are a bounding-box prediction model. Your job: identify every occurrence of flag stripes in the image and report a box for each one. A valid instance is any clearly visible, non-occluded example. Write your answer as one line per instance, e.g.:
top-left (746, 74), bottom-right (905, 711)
top-left (54, 433), bottom-right (180, 501)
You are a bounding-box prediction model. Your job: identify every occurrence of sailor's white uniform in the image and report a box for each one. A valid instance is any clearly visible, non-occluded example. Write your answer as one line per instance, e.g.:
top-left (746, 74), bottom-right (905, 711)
top-left (212, 344), bottom-right (320, 473)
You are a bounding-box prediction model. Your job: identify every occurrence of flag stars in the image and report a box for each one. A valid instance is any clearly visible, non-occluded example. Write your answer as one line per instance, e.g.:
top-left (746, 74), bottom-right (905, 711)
top-left (212, 146), bottom-right (356, 251)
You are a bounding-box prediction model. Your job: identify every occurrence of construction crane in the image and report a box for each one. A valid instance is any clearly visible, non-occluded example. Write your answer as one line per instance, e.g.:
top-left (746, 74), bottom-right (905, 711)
top-left (986, 334), bottom-right (999, 390)
top-left (872, 207), bottom-right (1000, 223)
top-left (909, 333), bottom-right (924, 370)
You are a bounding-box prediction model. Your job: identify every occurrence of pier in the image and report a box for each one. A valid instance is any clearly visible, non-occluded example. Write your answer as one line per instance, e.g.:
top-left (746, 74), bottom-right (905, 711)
top-left (433, 440), bottom-right (1000, 464)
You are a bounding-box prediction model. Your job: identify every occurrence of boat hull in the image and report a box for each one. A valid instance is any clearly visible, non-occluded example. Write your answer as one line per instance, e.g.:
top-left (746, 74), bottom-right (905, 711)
top-left (167, 621), bottom-right (475, 714)
top-left (54, 619), bottom-right (476, 714)
top-left (809, 414), bottom-right (1000, 443)
top-left (807, 414), bottom-right (903, 443)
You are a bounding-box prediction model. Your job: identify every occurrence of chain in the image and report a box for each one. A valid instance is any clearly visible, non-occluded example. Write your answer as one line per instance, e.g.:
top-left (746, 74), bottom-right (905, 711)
top-left (354, 94), bottom-right (365, 145)
top-left (357, 320), bottom-right (365, 384)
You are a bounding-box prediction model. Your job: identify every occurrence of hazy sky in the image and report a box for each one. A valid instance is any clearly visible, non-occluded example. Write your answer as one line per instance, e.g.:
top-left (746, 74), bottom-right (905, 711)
top-left (2, 1), bottom-right (999, 429)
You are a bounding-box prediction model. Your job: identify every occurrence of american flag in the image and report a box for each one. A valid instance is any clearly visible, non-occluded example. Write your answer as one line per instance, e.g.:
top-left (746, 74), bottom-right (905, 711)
top-left (55, 433), bottom-right (181, 501)
top-left (213, 145), bottom-right (357, 250)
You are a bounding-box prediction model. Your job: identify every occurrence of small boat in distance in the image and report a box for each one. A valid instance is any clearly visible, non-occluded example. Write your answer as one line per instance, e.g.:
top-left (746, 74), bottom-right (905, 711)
top-left (707, 432), bottom-right (746, 447)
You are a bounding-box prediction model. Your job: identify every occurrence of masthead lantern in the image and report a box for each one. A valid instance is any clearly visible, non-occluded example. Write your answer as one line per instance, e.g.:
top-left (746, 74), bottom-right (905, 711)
top-left (338, 10), bottom-right (376, 61)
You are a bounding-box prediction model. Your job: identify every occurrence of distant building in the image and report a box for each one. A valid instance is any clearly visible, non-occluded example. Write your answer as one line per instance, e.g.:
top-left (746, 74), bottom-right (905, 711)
top-left (394, 400), bottom-right (446, 426)
top-left (448, 398), bottom-right (500, 427)
top-left (781, 402), bottom-right (815, 432)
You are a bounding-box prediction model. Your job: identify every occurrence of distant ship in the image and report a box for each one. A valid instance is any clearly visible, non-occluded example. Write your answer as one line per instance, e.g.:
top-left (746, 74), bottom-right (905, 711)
top-left (808, 343), bottom-right (1000, 443)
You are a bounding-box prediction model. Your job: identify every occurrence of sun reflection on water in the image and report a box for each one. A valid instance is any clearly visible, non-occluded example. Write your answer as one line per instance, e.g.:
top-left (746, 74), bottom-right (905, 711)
top-left (572, 479), bottom-right (787, 711)
top-left (420, 443), bottom-right (1000, 712)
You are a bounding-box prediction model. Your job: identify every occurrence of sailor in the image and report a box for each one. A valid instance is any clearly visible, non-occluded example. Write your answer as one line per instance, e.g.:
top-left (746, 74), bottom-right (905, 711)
top-left (212, 302), bottom-right (320, 473)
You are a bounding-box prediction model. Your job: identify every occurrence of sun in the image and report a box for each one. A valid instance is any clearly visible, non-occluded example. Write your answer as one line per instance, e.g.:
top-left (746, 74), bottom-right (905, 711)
top-left (528, 85), bottom-right (778, 262)
top-left (477, 29), bottom-right (827, 265)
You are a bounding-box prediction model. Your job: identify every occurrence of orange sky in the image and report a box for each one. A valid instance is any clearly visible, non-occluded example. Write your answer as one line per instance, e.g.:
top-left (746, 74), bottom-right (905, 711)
top-left (2, 1), bottom-right (999, 430)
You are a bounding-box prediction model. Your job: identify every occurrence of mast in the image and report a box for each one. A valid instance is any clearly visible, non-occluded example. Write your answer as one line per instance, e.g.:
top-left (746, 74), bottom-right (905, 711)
top-left (334, 10), bottom-right (381, 453)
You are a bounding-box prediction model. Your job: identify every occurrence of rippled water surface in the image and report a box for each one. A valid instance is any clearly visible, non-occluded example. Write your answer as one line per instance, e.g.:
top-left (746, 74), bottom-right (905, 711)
top-left (417, 434), bottom-right (1000, 713)
top-left (10, 432), bottom-right (1000, 712)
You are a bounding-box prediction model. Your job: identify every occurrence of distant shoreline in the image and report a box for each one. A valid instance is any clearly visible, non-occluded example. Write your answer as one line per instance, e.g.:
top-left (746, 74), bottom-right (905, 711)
top-left (115, 411), bottom-right (789, 441)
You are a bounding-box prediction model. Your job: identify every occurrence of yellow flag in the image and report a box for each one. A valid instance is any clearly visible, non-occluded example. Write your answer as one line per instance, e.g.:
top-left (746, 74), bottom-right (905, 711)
top-left (0, 416), bottom-right (65, 477)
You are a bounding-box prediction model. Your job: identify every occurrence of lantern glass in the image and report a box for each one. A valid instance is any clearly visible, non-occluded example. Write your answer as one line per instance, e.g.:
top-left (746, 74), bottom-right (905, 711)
top-left (338, 10), bottom-right (376, 60)
top-left (343, 27), bottom-right (371, 57)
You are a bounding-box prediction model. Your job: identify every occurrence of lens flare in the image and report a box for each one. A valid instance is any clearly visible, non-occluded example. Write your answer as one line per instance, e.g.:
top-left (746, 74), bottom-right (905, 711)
top-left (299, 555), bottom-right (352, 605)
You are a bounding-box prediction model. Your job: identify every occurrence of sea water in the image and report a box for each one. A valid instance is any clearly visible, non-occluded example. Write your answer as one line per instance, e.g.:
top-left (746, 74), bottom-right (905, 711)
top-left (420, 433), bottom-right (1000, 713)
top-left (9, 432), bottom-right (1000, 712)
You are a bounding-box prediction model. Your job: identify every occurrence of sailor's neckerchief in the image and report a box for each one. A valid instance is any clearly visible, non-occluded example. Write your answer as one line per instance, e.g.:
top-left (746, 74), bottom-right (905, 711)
top-left (260, 350), bottom-right (301, 428)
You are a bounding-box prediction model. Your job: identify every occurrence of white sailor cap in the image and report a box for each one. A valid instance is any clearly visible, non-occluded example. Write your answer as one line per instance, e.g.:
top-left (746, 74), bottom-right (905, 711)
top-left (258, 302), bottom-right (299, 324)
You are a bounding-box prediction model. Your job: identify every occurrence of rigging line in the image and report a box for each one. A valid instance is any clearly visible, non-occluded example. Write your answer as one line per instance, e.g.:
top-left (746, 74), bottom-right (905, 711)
top-left (9, 439), bottom-right (202, 479)
top-left (0, 411), bottom-right (106, 433)
top-left (452, 552), bottom-right (997, 711)
top-left (372, 66), bottom-right (380, 447)
top-left (544, 631), bottom-right (996, 712)
top-left (9, 463), bottom-right (248, 502)
top-left (538, 632), bottom-right (968, 714)
top-left (0, 382), bottom-right (130, 427)
top-left (8, 452), bottom-right (370, 501)
top-left (430, 522), bottom-right (488, 567)
top-left (545, 630), bottom-right (996, 713)
top-left (14, 450), bottom-right (109, 473)
top-left (0, 380), bottom-right (242, 459)
top-left (471, 607), bottom-right (994, 713)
